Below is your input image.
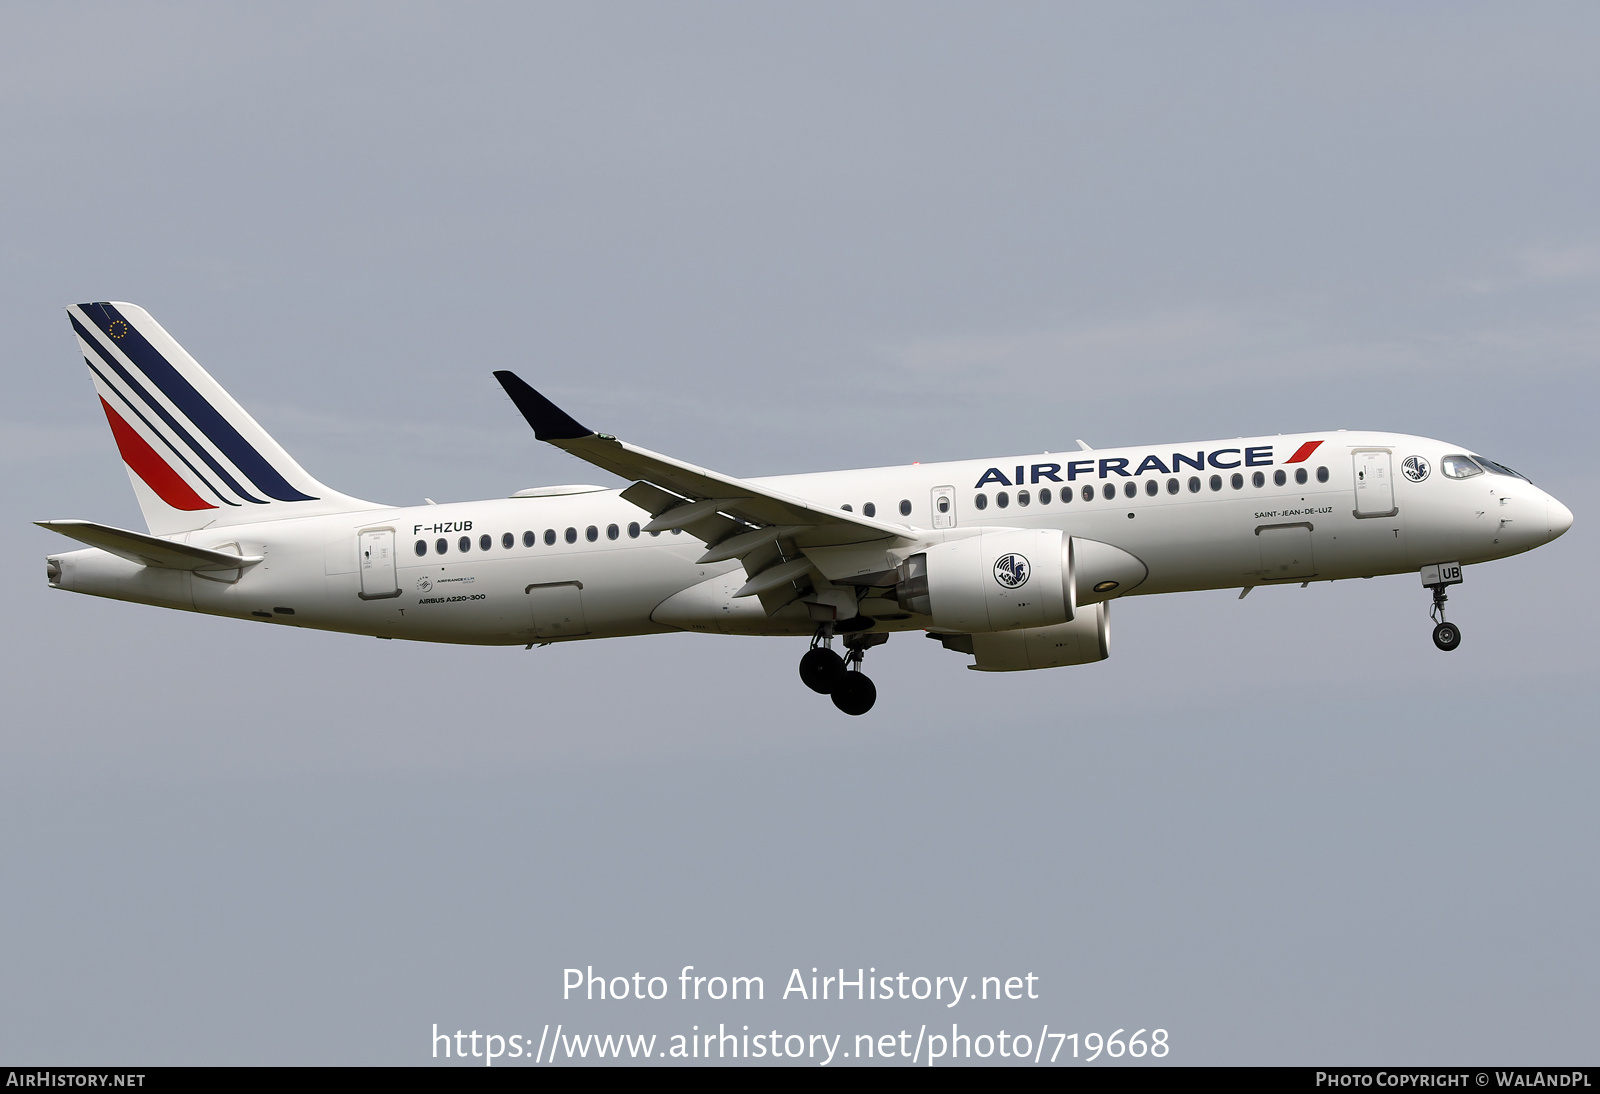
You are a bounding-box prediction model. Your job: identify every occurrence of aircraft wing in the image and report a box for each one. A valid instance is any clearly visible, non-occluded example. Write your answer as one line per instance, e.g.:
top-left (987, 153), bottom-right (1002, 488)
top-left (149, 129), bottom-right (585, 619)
top-left (494, 371), bottom-right (915, 605)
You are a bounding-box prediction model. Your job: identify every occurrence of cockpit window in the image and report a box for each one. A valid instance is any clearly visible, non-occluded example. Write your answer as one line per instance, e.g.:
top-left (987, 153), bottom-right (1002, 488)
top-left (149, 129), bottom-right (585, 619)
top-left (1470, 456), bottom-right (1530, 482)
top-left (1441, 454), bottom-right (1482, 479)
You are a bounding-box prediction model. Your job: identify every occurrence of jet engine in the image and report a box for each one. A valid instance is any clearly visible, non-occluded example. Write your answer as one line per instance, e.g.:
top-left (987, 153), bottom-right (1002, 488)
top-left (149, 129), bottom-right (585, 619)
top-left (895, 530), bottom-right (1146, 633)
top-left (931, 601), bottom-right (1111, 671)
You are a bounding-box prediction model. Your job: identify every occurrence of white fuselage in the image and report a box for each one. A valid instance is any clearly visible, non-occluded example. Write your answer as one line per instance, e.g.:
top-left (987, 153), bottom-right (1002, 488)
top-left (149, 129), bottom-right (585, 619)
top-left (46, 431), bottom-right (1570, 646)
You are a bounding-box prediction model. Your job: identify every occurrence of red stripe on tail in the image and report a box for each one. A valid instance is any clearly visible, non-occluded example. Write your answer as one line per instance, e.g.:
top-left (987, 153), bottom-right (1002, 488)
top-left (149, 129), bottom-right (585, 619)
top-left (1285, 440), bottom-right (1323, 464)
top-left (99, 397), bottom-right (216, 511)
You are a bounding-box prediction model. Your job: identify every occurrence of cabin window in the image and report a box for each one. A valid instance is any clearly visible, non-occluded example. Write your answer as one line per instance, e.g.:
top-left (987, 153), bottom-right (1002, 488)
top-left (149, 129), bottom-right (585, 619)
top-left (415, 540), bottom-right (428, 557)
top-left (1145, 479), bottom-right (1158, 497)
top-left (1167, 478), bottom-right (1179, 495)
top-left (435, 538), bottom-right (448, 555)
top-left (459, 536), bottom-right (472, 552)
top-left (974, 493), bottom-right (988, 511)
top-left (1039, 488), bottom-right (1052, 505)
top-left (565, 527), bottom-right (577, 544)
top-left (1251, 471), bottom-right (1265, 488)
top-left (863, 502), bottom-right (877, 517)
top-left (628, 522), bottom-right (641, 538)
top-left (1209, 475), bottom-right (1222, 492)
top-left (1017, 490), bottom-right (1030, 507)
top-left (606, 524), bottom-right (619, 540)
top-left (586, 525), bottom-right (599, 542)
top-left (1316, 466), bottom-right (1329, 483)
top-left (1274, 469), bottom-right (1287, 487)
top-left (1082, 485), bottom-right (1095, 502)
top-left (841, 503), bottom-right (853, 512)
top-left (899, 499), bottom-right (912, 516)
top-left (544, 529), bottom-right (556, 546)
top-left (996, 491), bottom-right (1010, 509)
top-left (1124, 481), bottom-right (1137, 498)
top-left (523, 531), bottom-right (536, 547)
top-left (479, 534), bottom-right (492, 551)
top-left (1189, 477), bottom-right (1201, 493)
top-left (1103, 483), bottom-right (1116, 500)
top-left (501, 532), bottom-right (514, 549)
top-left (1230, 473), bottom-right (1244, 490)
top-left (1295, 468), bottom-right (1308, 485)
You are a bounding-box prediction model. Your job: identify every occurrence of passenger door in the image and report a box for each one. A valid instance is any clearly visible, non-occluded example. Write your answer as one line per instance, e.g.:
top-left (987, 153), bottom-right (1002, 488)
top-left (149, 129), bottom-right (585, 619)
top-left (1353, 450), bottom-right (1397, 518)
top-left (357, 528), bottom-right (400, 599)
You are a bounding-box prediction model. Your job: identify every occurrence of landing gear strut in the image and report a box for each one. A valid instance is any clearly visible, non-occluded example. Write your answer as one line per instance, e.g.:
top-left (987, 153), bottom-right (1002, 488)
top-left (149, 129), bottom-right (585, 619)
top-left (1422, 562), bottom-right (1464, 652)
top-left (798, 626), bottom-right (884, 715)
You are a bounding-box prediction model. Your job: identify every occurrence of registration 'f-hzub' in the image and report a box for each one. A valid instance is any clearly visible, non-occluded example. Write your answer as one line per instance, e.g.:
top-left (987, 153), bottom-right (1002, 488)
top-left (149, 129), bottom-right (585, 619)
top-left (41, 303), bottom-right (1575, 715)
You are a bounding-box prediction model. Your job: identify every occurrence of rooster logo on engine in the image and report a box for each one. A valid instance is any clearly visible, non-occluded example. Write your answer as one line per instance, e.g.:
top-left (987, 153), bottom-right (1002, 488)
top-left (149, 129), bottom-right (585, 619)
top-left (994, 553), bottom-right (1030, 589)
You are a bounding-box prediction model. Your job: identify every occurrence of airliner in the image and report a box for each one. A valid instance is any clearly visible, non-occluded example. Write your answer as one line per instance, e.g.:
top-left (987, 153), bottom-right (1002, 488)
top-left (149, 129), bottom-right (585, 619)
top-left (40, 302), bottom-right (1574, 715)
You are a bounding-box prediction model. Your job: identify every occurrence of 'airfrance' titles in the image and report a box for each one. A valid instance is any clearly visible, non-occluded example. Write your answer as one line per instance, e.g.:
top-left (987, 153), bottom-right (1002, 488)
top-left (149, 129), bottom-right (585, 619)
top-left (972, 440), bottom-right (1323, 489)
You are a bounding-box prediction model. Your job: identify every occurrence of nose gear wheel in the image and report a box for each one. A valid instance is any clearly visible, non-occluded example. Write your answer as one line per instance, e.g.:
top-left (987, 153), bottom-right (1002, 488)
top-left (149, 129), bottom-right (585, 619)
top-left (1426, 580), bottom-right (1462, 652)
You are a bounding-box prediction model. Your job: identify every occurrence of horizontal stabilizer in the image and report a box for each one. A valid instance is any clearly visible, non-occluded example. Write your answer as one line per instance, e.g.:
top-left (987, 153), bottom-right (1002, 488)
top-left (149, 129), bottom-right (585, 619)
top-left (36, 519), bottom-right (263, 572)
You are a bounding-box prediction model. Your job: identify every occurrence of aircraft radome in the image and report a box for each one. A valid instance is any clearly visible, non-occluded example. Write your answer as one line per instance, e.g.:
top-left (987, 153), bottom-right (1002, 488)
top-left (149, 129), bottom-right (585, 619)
top-left (41, 303), bottom-right (1575, 715)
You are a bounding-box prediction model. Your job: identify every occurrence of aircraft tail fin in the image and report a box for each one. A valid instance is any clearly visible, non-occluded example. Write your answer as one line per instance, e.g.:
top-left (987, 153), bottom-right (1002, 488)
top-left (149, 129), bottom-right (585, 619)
top-left (67, 302), bottom-right (378, 535)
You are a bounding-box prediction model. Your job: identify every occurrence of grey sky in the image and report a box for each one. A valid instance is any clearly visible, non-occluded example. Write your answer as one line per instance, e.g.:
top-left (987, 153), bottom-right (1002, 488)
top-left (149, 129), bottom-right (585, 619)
top-left (2, 2), bottom-right (1596, 1064)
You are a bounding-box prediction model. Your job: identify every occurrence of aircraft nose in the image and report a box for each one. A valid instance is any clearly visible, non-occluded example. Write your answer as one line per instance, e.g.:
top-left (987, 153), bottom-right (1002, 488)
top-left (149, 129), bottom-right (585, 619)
top-left (1547, 496), bottom-right (1574, 541)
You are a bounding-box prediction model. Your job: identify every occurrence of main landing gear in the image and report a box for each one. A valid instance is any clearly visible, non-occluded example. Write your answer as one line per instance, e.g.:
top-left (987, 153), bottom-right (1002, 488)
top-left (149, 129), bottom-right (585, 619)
top-left (799, 626), bottom-right (885, 716)
top-left (1422, 562), bottom-right (1465, 652)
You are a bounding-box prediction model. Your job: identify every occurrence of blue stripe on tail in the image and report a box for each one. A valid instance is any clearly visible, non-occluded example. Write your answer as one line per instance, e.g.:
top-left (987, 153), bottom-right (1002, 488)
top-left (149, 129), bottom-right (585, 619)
top-left (72, 314), bottom-right (267, 504)
top-left (77, 303), bottom-right (317, 503)
top-left (81, 355), bottom-right (238, 507)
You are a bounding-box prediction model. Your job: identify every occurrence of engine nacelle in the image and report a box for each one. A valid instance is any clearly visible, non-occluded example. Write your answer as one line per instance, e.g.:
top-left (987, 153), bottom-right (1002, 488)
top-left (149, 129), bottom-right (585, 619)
top-left (969, 602), bottom-right (1110, 671)
top-left (896, 531), bottom-right (1145, 633)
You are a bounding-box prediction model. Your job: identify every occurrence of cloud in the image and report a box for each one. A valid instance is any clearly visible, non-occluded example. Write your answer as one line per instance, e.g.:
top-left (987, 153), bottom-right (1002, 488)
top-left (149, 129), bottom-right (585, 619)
top-left (869, 303), bottom-right (1600, 403)
top-left (1516, 244), bottom-right (1600, 282)
top-left (0, 422), bottom-right (105, 468)
top-left (1463, 243), bottom-right (1600, 293)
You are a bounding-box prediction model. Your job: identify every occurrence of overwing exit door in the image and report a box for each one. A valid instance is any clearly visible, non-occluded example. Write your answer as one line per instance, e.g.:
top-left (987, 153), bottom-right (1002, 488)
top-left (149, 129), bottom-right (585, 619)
top-left (931, 486), bottom-right (956, 529)
top-left (357, 528), bottom-right (400, 599)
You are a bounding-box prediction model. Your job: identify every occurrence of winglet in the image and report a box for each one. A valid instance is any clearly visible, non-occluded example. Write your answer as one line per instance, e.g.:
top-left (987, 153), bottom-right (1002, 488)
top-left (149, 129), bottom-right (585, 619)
top-left (493, 371), bottom-right (592, 441)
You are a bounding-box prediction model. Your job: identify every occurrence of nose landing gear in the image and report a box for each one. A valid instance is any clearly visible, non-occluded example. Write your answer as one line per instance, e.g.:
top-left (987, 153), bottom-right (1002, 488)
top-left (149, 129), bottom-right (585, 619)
top-left (798, 627), bottom-right (885, 715)
top-left (1422, 562), bottom-right (1464, 652)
